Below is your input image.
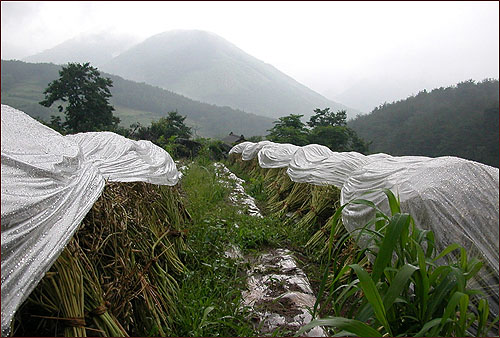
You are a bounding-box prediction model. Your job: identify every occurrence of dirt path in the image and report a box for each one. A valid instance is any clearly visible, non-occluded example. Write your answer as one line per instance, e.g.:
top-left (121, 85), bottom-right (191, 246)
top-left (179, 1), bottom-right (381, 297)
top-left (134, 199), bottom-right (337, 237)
top-left (214, 163), bottom-right (325, 336)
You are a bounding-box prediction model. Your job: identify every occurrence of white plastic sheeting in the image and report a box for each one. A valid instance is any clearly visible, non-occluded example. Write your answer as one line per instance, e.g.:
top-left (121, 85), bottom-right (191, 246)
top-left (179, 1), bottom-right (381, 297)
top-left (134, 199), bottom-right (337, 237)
top-left (287, 146), bottom-right (394, 188)
top-left (258, 143), bottom-right (299, 168)
top-left (286, 144), bottom-right (359, 187)
top-left (1, 105), bottom-right (181, 335)
top-left (228, 141), bottom-right (254, 155)
top-left (341, 155), bottom-right (499, 313)
top-left (66, 132), bottom-right (181, 185)
top-left (241, 140), bottom-right (273, 161)
top-left (230, 141), bottom-right (499, 313)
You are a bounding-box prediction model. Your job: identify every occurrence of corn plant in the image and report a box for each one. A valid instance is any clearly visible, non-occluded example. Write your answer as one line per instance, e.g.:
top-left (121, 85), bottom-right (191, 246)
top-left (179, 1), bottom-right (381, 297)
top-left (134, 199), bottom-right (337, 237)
top-left (300, 189), bottom-right (498, 337)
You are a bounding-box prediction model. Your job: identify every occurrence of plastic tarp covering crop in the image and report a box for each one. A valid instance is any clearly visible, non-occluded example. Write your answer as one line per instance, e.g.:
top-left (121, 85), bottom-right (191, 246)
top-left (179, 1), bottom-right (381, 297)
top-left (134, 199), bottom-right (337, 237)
top-left (341, 155), bottom-right (500, 314)
top-left (1, 105), bottom-right (181, 335)
top-left (241, 140), bottom-right (273, 161)
top-left (66, 132), bottom-right (181, 185)
top-left (258, 143), bottom-right (300, 168)
top-left (286, 144), bottom-right (366, 188)
top-left (287, 144), bottom-right (334, 182)
top-left (228, 141), bottom-right (254, 155)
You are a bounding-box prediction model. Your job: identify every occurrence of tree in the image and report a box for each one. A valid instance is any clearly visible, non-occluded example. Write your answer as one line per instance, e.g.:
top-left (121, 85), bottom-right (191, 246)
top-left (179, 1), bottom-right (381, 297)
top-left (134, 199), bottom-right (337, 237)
top-left (267, 114), bottom-right (309, 146)
top-left (135, 111), bottom-right (191, 144)
top-left (151, 111), bottom-right (192, 141)
top-left (307, 108), bottom-right (368, 153)
top-left (39, 62), bottom-right (119, 133)
top-left (132, 111), bottom-right (192, 157)
top-left (307, 108), bottom-right (347, 128)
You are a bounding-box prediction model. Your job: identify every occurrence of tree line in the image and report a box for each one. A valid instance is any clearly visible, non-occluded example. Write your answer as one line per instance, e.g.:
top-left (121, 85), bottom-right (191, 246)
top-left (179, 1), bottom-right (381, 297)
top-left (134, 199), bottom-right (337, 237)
top-left (39, 62), bottom-right (369, 158)
top-left (348, 79), bottom-right (499, 167)
top-left (266, 108), bottom-right (368, 153)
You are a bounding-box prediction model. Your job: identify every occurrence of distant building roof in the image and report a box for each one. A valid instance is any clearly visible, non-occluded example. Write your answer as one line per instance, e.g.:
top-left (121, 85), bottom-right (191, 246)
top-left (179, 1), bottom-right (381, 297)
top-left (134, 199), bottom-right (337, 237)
top-left (222, 132), bottom-right (245, 146)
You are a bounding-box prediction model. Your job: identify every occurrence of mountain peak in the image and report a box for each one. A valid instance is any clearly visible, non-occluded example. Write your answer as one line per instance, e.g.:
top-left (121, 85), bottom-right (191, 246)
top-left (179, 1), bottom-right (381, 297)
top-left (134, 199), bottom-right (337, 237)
top-left (101, 29), bottom-right (358, 119)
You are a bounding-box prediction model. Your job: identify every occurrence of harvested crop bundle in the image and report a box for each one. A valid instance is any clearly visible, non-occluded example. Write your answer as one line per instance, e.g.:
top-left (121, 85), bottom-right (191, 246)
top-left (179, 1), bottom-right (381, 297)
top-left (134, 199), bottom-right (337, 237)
top-left (14, 182), bottom-right (191, 337)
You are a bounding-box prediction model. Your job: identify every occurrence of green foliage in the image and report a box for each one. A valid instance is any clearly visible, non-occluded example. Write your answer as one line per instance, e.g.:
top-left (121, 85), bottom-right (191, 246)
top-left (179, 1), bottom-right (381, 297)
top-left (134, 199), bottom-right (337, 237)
top-left (307, 108), bottom-right (368, 152)
top-left (307, 108), bottom-right (347, 128)
top-left (39, 62), bottom-right (119, 133)
top-left (303, 190), bottom-right (496, 337)
top-left (134, 112), bottom-right (192, 146)
top-left (267, 114), bottom-right (309, 145)
top-left (266, 109), bottom-right (369, 152)
top-left (308, 125), bottom-right (350, 150)
top-left (349, 79), bottom-right (499, 167)
top-left (247, 135), bottom-right (264, 142)
top-left (153, 112), bottom-right (192, 140)
top-left (191, 138), bottom-right (228, 162)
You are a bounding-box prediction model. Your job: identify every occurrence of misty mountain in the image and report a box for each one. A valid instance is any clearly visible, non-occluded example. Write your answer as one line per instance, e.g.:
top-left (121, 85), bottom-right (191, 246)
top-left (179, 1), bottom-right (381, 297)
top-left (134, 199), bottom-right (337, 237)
top-left (327, 72), bottom-right (455, 113)
top-left (100, 30), bottom-right (359, 120)
top-left (348, 79), bottom-right (499, 167)
top-left (1, 60), bottom-right (274, 138)
top-left (24, 32), bottom-right (140, 68)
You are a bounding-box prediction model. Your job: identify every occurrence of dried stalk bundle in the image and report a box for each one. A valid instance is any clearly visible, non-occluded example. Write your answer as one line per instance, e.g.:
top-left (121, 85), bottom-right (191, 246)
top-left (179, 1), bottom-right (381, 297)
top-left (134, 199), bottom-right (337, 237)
top-left (306, 212), bottom-right (347, 254)
top-left (227, 153), bottom-right (240, 165)
top-left (14, 182), bottom-right (191, 337)
top-left (294, 185), bottom-right (340, 232)
top-left (273, 182), bottom-right (312, 219)
top-left (248, 162), bottom-right (266, 178)
top-left (240, 157), bottom-right (259, 172)
top-left (266, 173), bottom-right (294, 212)
top-left (262, 168), bottom-right (286, 187)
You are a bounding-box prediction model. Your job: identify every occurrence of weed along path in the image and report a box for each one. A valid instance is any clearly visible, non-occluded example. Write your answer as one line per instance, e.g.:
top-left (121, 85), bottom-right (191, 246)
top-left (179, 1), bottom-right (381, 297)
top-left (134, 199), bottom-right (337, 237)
top-left (211, 163), bottom-right (325, 336)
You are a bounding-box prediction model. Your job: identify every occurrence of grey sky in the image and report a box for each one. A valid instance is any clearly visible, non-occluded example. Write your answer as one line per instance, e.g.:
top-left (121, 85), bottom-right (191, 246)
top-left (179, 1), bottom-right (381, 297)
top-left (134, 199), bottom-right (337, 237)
top-left (1, 1), bottom-right (498, 111)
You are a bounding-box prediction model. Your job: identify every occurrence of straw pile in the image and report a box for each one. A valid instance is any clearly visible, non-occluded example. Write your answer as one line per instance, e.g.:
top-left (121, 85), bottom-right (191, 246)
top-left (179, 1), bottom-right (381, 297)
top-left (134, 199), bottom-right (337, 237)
top-left (13, 182), bottom-right (191, 337)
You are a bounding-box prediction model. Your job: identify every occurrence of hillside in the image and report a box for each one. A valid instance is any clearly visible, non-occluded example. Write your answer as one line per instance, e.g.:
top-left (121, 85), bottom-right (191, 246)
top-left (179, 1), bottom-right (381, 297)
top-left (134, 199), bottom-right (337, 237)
top-left (0, 60), bottom-right (274, 138)
top-left (348, 79), bottom-right (499, 167)
top-left (100, 30), bottom-right (358, 120)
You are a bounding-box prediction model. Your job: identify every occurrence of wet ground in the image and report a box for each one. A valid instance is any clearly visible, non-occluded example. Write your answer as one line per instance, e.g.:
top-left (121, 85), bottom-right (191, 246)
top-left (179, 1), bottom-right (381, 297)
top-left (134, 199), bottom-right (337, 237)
top-left (214, 163), bottom-right (325, 336)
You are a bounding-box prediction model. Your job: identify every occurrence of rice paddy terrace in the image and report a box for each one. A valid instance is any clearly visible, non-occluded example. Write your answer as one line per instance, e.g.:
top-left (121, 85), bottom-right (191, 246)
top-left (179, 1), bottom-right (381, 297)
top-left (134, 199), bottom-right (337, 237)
top-left (3, 106), bottom-right (499, 337)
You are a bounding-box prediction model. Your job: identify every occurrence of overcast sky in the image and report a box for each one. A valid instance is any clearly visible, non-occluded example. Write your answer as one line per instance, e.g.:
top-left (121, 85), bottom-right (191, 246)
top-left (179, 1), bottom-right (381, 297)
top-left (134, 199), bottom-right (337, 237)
top-left (2, 1), bottom-right (498, 111)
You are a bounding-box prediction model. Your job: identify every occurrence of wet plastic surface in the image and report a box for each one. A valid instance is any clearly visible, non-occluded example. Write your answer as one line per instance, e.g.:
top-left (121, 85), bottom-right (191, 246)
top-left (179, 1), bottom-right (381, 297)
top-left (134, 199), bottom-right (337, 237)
top-left (1, 105), bottom-right (181, 335)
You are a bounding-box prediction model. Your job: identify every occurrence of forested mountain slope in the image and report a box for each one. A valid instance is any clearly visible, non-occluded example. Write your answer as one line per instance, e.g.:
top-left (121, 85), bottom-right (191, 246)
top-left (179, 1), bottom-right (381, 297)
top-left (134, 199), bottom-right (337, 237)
top-left (101, 30), bottom-right (358, 120)
top-left (348, 79), bottom-right (499, 167)
top-left (1, 60), bottom-right (274, 138)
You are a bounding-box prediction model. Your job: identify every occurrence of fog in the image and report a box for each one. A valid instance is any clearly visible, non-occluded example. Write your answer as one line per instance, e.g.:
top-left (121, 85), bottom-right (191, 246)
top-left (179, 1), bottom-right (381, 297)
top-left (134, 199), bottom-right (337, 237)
top-left (2, 1), bottom-right (498, 112)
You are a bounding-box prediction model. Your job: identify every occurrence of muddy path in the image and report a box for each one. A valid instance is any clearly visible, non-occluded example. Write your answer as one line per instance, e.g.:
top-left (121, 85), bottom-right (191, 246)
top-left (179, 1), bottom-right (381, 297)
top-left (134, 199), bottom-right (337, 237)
top-left (214, 163), bottom-right (325, 336)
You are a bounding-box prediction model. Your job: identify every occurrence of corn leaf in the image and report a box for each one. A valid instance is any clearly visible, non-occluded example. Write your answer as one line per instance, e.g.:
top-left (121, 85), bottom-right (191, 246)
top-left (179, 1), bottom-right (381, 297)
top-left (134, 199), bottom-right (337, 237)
top-left (297, 317), bottom-right (382, 337)
top-left (371, 213), bottom-right (410, 283)
top-left (383, 264), bottom-right (418, 311)
top-left (350, 264), bottom-right (391, 335)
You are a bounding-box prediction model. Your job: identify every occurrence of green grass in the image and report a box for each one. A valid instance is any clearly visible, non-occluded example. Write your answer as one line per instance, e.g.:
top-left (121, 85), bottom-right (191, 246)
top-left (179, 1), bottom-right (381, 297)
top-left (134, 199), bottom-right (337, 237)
top-left (170, 160), bottom-right (289, 336)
